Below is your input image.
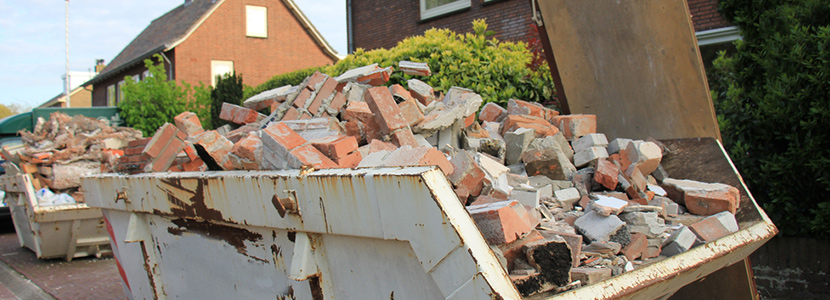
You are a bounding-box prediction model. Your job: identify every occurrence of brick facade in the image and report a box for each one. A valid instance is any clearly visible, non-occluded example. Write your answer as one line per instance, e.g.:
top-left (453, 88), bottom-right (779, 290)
top-left (687, 0), bottom-right (732, 32)
top-left (351, 0), bottom-right (537, 51)
top-left (351, 0), bottom-right (732, 51)
top-left (92, 0), bottom-right (337, 107)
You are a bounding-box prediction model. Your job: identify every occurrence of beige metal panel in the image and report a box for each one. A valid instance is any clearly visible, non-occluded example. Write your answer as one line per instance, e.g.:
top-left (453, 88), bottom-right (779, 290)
top-left (537, 0), bottom-right (721, 141)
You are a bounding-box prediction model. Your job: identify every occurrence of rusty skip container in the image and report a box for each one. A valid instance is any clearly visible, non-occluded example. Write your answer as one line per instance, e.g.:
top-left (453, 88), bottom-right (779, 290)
top-left (0, 173), bottom-right (111, 261)
top-left (81, 138), bottom-right (776, 299)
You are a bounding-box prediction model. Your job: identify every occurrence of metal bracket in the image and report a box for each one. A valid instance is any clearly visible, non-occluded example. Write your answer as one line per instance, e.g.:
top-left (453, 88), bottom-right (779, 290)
top-left (115, 188), bottom-right (130, 204)
top-left (273, 190), bottom-right (299, 218)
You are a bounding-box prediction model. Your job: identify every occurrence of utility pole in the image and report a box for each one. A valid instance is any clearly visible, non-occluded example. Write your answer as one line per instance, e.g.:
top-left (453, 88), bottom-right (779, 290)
top-left (65, 0), bottom-right (71, 108)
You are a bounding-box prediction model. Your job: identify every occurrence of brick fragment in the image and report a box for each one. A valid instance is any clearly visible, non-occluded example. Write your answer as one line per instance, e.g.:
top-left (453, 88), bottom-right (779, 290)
top-left (661, 178), bottom-right (740, 216)
top-left (467, 200), bottom-right (534, 244)
top-left (333, 151), bottom-right (362, 168)
top-left (574, 146), bottom-right (609, 167)
top-left (143, 123), bottom-right (179, 158)
top-left (191, 130), bottom-right (233, 168)
top-left (308, 77), bottom-right (337, 115)
top-left (501, 114), bottom-right (560, 138)
top-left (292, 88), bottom-right (313, 109)
top-left (231, 132), bottom-right (262, 163)
top-left (448, 150), bottom-right (487, 197)
top-left (407, 79), bottom-right (435, 105)
top-left (551, 114), bottom-right (597, 141)
top-left (220, 102), bottom-right (265, 125)
top-left (397, 97), bottom-right (424, 126)
top-left (356, 66), bottom-right (393, 86)
top-left (325, 92), bottom-right (347, 115)
top-left (594, 158), bottom-right (620, 190)
top-left (389, 128), bottom-right (420, 148)
top-left (282, 107), bottom-right (300, 120)
top-left (689, 211), bottom-right (739, 242)
top-left (621, 233), bottom-right (648, 260)
top-left (507, 99), bottom-right (556, 120)
top-left (364, 86), bottom-right (410, 134)
top-left (311, 135), bottom-right (358, 159)
top-left (497, 230), bottom-right (544, 271)
top-left (592, 195), bottom-right (629, 216)
top-left (399, 60), bottom-right (431, 76)
top-left (243, 85), bottom-right (294, 111)
top-left (571, 267), bottom-right (612, 285)
top-left (523, 236), bottom-right (573, 287)
top-left (625, 141), bottom-right (663, 175)
top-left (173, 111), bottom-right (205, 137)
top-left (574, 210), bottom-right (625, 242)
top-left (521, 146), bottom-right (576, 181)
top-left (288, 144), bottom-right (338, 169)
top-left (381, 145), bottom-right (453, 175)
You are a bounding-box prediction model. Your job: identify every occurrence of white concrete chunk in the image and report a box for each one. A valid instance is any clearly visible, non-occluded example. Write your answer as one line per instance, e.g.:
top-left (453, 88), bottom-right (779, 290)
top-left (572, 133), bottom-right (609, 153)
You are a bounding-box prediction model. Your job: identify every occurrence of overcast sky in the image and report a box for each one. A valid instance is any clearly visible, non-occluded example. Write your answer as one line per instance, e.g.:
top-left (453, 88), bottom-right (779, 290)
top-left (0, 0), bottom-right (347, 108)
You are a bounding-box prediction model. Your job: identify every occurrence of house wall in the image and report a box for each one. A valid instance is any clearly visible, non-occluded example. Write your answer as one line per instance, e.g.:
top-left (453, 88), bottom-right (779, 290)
top-left (688, 0), bottom-right (732, 32)
top-left (174, 0), bottom-right (338, 88)
top-left (351, 0), bottom-right (537, 51)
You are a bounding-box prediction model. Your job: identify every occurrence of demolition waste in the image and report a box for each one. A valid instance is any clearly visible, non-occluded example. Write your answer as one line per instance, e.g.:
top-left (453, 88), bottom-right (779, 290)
top-left (8, 62), bottom-right (743, 296)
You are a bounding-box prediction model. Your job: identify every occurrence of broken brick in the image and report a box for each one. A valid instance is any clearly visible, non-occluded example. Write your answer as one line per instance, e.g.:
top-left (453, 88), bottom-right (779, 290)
top-left (381, 145), bottom-right (453, 175)
top-left (468, 200), bottom-right (534, 245)
top-left (173, 111), bottom-right (204, 137)
top-left (551, 114), bottom-right (596, 141)
top-left (479, 102), bottom-right (507, 123)
top-left (312, 135), bottom-right (358, 159)
top-left (364, 86), bottom-right (410, 134)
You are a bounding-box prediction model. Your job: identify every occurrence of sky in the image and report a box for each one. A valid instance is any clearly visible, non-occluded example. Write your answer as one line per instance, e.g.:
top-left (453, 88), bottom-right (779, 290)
top-left (0, 0), bottom-right (347, 108)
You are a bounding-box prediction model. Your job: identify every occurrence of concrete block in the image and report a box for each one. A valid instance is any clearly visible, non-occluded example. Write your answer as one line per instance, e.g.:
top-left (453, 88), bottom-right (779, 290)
top-left (243, 85), bottom-right (294, 111)
top-left (554, 187), bottom-right (581, 205)
top-left (356, 150), bottom-right (390, 168)
top-left (661, 226), bottom-right (697, 257)
top-left (512, 184), bottom-right (552, 209)
top-left (467, 200), bottom-right (535, 245)
top-left (52, 161), bottom-right (102, 189)
top-left (649, 196), bottom-right (680, 216)
top-left (625, 141), bottom-right (663, 175)
top-left (619, 212), bottom-right (666, 238)
top-left (592, 195), bottom-right (629, 216)
top-left (574, 210), bottom-right (625, 242)
top-left (504, 127), bottom-right (535, 165)
top-left (607, 138), bottom-right (633, 154)
top-left (572, 133), bottom-right (609, 153)
top-left (335, 63), bottom-right (380, 83)
top-left (574, 146), bottom-right (609, 168)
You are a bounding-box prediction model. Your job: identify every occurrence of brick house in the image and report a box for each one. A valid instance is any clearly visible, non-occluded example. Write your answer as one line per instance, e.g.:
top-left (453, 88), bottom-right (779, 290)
top-left (347, 0), bottom-right (739, 61)
top-left (88, 0), bottom-right (340, 107)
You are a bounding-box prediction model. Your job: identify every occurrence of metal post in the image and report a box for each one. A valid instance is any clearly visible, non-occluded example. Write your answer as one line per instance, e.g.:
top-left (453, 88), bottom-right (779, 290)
top-left (65, 0), bottom-right (70, 108)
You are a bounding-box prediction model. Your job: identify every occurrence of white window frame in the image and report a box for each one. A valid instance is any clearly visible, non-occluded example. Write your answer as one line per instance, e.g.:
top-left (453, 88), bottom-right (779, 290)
top-left (246, 5), bottom-right (268, 38)
top-left (211, 60), bottom-right (234, 86)
top-left (142, 70), bottom-right (151, 79)
top-left (420, 0), bottom-right (470, 20)
top-left (107, 85), bottom-right (116, 107)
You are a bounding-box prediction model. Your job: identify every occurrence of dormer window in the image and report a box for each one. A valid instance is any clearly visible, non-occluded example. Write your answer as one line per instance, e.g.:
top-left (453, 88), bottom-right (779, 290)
top-left (246, 5), bottom-right (268, 38)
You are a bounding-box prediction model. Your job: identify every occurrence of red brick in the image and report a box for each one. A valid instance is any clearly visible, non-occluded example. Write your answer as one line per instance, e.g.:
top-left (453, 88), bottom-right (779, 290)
top-left (398, 97), bottom-right (424, 126)
top-left (342, 101), bottom-right (374, 123)
top-left (262, 122), bottom-right (306, 151)
top-left (283, 107), bottom-right (300, 120)
top-left (327, 92), bottom-right (347, 113)
top-left (333, 151), bottom-right (362, 168)
top-left (182, 158), bottom-right (206, 172)
top-left (464, 112), bottom-right (476, 128)
top-left (479, 102), bottom-right (506, 123)
top-left (308, 77), bottom-right (338, 115)
top-left (389, 128), bottom-right (420, 148)
top-left (305, 71), bottom-right (327, 91)
top-left (127, 137), bottom-right (151, 148)
top-left (124, 146), bottom-right (143, 156)
top-left (409, 82), bottom-right (434, 106)
top-left (148, 138), bottom-right (184, 172)
top-left (455, 186), bottom-right (470, 204)
top-left (183, 142), bottom-right (199, 161)
top-left (685, 188), bottom-right (740, 216)
top-left (232, 105), bottom-right (264, 124)
top-left (143, 123), bottom-right (179, 158)
top-left (448, 150), bottom-right (487, 196)
top-left (468, 200), bottom-right (535, 245)
top-left (497, 230), bottom-right (544, 270)
top-left (389, 84), bottom-right (415, 103)
top-left (289, 144), bottom-right (338, 169)
top-left (364, 86), bottom-right (410, 134)
top-left (551, 114), bottom-right (597, 141)
top-left (594, 158), bottom-right (620, 190)
top-left (292, 88), bottom-right (313, 108)
top-left (312, 135), bottom-right (358, 159)
top-left (625, 165), bottom-right (648, 192)
top-left (231, 133), bottom-right (262, 162)
top-left (191, 130), bottom-right (233, 164)
top-left (501, 114), bottom-right (559, 137)
top-left (621, 233), bottom-right (648, 261)
top-left (507, 99), bottom-right (550, 119)
top-left (367, 139), bottom-right (397, 153)
top-left (174, 111), bottom-right (204, 137)
top-left (270, 101), bottom-right (281, 114)
top-left (382, 146), bottom-right (454, 176)
top-left (357, 66), bottom-right (392, 86)
top-left (218, 102), bottom-right (235, 121)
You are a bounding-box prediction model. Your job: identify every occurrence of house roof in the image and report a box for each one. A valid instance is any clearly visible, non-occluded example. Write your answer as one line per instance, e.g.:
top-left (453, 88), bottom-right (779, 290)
top-left (87, 0), bottom-right (341, 86)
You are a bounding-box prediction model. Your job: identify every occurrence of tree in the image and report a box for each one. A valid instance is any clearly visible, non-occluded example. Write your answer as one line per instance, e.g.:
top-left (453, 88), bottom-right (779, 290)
top-left (210, 72), bottom-right (244, 129)
top-left (711, 0), bottom-right (830, 237)
top-left (120, 54), bottom-right (212, 136)
top-left (0, 104), bottom-right (14, 119)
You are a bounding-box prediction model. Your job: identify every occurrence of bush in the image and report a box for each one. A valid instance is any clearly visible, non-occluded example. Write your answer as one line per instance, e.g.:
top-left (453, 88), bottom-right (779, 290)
top-left (120, 54), bottom-right (212, 136)
top-left (211, 73), bottom-right (244, 129)
top-left (711, 0), bottom-right (830, 237)
top-left (248, 20), bottom-right (555, 107)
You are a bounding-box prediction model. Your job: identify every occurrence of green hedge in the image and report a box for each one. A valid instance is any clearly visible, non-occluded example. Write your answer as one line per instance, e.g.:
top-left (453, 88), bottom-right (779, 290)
top-left (711, 0), bottom-right (830, 237)
top-left (246, 20), bottom-right (555, 107)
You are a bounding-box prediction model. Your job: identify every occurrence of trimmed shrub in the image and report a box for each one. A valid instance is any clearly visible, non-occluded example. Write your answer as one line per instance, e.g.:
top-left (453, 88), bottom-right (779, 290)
top-left (711, 0), bottom-right (830, 237)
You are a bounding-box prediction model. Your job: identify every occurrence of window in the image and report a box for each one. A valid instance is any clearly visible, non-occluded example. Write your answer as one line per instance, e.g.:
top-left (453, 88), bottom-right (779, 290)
top-left (143, 70), bottom-right (151, 79)
top-left (132, 75), bottom-right (140, 82)
top-left (420, 0), bottom-right (470, 20)
top-left (246, 5), bottom-right (267, 38)
top-left (211, 60), bottom-right (234, 86)
top-left (117, 80), bottom-right (126, 103)
top-left (107, 85), bottom-right (116, 107)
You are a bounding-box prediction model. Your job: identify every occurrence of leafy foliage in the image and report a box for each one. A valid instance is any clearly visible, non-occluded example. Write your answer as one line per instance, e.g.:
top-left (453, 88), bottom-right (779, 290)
top-left (120, 54), bottom-right (212, 136)
top-left (247, 20), bottom-right (555, 107)
top-left (211, 72), bottom-right (244, 129)
top-left (711, 0), bottom-right (830, 237)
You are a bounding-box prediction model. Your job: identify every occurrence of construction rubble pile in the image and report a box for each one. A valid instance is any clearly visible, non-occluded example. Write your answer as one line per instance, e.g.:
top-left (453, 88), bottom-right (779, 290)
top-left (120, 62), bottom-right (742, 296)
top-left (7, 113), bottom-right (142, 205)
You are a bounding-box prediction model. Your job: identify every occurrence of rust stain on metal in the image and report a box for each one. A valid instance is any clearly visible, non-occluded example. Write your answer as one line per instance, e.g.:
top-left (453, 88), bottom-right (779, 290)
top-left (161, 178), bottom-right (224, 222)
top-left (309, 275), bottom-right (324, 300)
top-left (169, 218), bottom-right (263, 259)
top-left (139, 242), bottom-right (159, 300)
